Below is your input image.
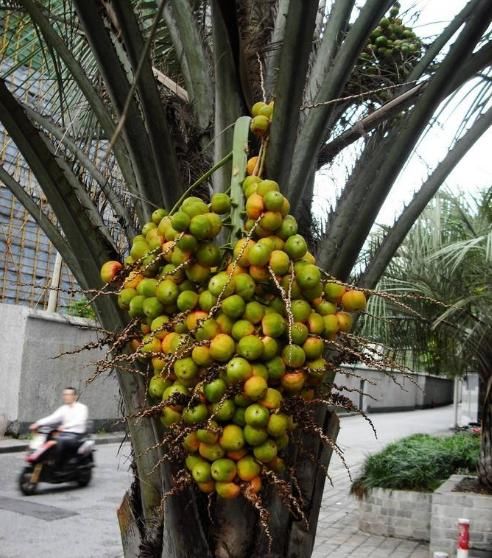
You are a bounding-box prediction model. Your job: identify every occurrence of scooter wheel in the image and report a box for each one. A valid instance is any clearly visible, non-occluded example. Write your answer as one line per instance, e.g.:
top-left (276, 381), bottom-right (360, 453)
top-left (19, 466), bottom-right (37, 496)
top-left (77, 467), bottom-right (92, 487)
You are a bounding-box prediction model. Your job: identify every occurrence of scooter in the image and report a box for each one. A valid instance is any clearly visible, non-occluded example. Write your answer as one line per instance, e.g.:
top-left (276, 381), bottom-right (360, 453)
top-left (18, 425), bottom-right (95, 495)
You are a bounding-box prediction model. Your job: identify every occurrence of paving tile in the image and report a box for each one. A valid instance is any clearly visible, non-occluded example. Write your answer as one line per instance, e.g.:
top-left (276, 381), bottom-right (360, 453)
top-left (409, 549), bottom-right (430, 558)
top-left (378, 537), bottom-right (404, 549)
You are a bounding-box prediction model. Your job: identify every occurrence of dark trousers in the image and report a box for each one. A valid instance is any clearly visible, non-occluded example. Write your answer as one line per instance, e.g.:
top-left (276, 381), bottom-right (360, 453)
top-left (55, 432), bottom-right (82, 468)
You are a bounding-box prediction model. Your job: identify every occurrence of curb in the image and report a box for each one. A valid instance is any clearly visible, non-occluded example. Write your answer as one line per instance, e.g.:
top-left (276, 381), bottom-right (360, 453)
top-left (0, 433), bottom-right (126, 455)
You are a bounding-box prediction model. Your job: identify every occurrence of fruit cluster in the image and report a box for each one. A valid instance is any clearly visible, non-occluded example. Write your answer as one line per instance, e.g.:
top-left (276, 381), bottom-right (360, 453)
top-left (100, 104), bottom-right (366, 500)
top-left (356, 4), bottom-right (422, 88)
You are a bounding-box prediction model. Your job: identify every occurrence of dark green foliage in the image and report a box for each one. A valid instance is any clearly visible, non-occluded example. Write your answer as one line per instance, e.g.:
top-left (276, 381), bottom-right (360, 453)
top-left (352, 433), bottom-right (480, 497)
top-left (66, 297), bottom-right (96, 320)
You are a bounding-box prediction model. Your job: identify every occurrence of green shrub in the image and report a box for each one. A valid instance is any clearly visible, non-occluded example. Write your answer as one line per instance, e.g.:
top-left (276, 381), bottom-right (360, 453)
top-left (66, 298), bottom-right (96, 320)
top-left (351, 433), bottom-right (480, 498)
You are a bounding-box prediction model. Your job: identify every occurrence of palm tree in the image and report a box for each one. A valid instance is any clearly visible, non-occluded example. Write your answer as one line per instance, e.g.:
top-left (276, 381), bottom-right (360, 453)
top-left (1, 1), bottom-right (492, 556)
top-left (362, 189), bottom-right (492, 488)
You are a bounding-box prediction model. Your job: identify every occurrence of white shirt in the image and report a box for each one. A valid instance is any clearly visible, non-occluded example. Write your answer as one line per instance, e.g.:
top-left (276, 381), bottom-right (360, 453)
top-left (37, 402), bottom-right (88, 434)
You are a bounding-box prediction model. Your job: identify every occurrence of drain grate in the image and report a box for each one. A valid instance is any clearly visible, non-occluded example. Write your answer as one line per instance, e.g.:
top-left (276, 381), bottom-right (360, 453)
top-left (0, 496), bottom-right (78, 521)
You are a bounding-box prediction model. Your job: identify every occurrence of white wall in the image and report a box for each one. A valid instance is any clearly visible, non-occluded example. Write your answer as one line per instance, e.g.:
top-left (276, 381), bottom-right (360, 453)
top-left (0, 304), bottom-right (29, 421)
top-left (0, 304), bottom-right (120, 434)
top-left (337, 364), bottom-right (453, 413)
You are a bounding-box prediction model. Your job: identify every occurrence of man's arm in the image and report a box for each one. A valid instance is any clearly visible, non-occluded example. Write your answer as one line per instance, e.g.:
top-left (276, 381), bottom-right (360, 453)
top-left (31, 406), bottom-right (65, 430)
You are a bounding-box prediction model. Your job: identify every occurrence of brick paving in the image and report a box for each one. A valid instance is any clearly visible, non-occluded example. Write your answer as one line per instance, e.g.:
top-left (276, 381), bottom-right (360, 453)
top-left (312, 466), bottom-right (430, 558)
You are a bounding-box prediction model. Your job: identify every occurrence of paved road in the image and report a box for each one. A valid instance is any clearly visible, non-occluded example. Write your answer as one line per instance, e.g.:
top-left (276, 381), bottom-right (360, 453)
top-left (0, 442), bottom-right (132, 558)
top-left (0, 406), bottom-right (454, 558)
top-left (330, 403), bottom-right (454, 475)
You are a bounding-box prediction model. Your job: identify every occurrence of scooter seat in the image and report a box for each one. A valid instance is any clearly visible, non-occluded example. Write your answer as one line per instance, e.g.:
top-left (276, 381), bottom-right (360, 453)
top-left (77, 438), bottom-right (95, 455)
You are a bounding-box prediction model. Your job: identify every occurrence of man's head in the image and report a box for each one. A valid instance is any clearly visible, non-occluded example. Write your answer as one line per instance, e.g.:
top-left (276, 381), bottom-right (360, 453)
top-left (62, 387), bottom-right (77, 405)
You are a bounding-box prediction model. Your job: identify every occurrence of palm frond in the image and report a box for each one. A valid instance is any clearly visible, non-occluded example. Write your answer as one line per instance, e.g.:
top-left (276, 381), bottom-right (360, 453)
top-left (363, 187), bottom-right (492, 380)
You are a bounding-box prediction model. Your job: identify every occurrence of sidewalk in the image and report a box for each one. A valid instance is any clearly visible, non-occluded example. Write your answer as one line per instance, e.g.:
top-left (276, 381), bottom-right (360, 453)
top-left (0, 431), bottom-right (126, 454)
top-left (312, 406), bottom-right (456, 558)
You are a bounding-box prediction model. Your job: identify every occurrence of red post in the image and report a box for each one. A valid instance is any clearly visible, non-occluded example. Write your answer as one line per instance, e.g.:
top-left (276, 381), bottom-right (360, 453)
top-left (457, 518), bottom-right (470, 558)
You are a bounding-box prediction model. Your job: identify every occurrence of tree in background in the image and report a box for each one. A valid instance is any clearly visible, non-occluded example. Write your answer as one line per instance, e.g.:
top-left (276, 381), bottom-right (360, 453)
top-left (362, 189), bottom-right (492, 489)
top-left (0, 1), bottom-right (492, 556)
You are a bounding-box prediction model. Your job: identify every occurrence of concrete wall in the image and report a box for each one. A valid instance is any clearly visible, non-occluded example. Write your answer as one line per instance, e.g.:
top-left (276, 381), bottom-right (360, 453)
top-left (431, 475), bottom-right (492, 555)
top-left (359, 487), bottom-right (432, 541)
top-left (359, 477), bottom-right (492, 552)
top-left (0, 304), bottom-right (120, 435)
top-left (337, 365), bottom-right (453, 413)
top-left (0, 304), bottom-right (29, 422)
top-left (422, 375), bottom-right (454, 408)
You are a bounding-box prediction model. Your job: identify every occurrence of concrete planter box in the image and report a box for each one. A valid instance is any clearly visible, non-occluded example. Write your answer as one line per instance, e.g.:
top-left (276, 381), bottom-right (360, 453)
top-left (430, 475), bottom-right (492, 556)
top-left (358, 487), bottom-right (432, 541)
top-left (358, 476), bottom-right (492, 553)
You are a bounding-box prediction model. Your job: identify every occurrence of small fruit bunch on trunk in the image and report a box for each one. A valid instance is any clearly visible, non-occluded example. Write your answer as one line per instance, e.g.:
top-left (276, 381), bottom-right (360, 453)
top-left (101, 101), bottom-right (367, 503)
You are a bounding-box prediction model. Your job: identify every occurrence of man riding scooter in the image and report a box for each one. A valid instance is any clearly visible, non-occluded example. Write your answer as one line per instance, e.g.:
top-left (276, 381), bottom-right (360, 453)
top-left (19, 386), bottom-right (94, 494)
top-left (30, 386), bottom-right (88, 471)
